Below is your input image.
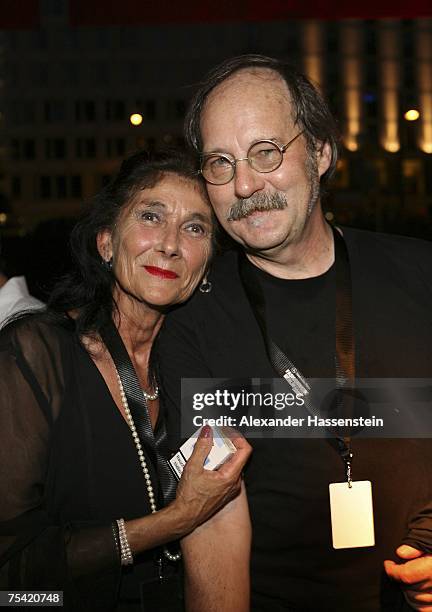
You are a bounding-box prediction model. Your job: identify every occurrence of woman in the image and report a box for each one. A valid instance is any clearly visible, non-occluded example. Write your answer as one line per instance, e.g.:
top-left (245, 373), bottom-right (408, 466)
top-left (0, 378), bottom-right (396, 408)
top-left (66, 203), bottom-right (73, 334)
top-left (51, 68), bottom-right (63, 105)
top-left (0, 150), bottom-right (251, 611)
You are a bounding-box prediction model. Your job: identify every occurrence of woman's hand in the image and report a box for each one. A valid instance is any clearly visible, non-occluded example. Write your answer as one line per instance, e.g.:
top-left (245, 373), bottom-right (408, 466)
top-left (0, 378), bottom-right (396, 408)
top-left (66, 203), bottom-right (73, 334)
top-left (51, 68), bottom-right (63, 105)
top-left (172, 425), bottom-right (252, 533)
top-left (124, 426), bottom-right (251, 554)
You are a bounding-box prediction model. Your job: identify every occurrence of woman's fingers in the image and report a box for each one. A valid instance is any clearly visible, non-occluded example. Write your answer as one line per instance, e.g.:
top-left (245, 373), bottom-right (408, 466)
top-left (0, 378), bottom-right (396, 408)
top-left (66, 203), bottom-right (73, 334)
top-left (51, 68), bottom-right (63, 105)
top-left (217, 429), bottom-right (252, 478)
top-left (186, 425), bottom-right (213, 471)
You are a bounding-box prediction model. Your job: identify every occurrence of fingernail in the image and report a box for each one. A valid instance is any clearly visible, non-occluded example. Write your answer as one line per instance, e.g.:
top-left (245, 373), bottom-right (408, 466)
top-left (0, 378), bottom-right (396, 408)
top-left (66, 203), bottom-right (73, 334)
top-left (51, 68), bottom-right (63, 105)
top-left (200, 425), bottom-right (211, 439)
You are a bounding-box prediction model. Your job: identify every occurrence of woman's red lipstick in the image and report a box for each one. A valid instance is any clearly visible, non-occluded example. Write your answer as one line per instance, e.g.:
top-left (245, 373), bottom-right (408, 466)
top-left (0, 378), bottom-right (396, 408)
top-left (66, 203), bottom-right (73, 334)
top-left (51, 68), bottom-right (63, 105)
top-left (144, 265), bottom-right (179, 279)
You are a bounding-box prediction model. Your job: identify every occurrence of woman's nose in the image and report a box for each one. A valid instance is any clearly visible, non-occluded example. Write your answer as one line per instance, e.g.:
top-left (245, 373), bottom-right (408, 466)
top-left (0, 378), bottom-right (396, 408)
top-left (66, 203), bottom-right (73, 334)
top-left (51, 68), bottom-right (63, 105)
top-left (155, 226), bottom-right (180, 258)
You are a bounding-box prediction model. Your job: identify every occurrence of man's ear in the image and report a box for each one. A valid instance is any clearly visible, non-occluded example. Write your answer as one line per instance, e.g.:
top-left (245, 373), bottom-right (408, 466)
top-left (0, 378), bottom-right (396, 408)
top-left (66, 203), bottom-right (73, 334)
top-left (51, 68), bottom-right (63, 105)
top-left (317, 141), bottom-right (332, 178)
top-left (96, 229), bottom-right (113, 262)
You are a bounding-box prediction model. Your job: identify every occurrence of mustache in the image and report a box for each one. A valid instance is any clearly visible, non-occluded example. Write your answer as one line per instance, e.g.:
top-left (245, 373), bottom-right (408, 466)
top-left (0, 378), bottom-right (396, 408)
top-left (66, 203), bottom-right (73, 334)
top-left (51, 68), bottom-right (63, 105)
top-left (227, 192), bottom-right (288, 221)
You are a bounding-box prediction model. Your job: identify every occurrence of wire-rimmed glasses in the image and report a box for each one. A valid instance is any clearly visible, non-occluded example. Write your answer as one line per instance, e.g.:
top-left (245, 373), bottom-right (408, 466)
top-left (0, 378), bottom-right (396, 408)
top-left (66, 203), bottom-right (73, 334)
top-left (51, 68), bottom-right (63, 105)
top-left (200, 130), bottom-right (304, 185)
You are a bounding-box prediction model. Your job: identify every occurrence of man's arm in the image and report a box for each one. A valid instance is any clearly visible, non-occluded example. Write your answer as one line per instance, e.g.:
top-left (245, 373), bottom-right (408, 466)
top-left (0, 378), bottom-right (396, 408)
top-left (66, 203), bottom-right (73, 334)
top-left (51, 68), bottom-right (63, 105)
top-left (181, 481), bottom-right (251, 612)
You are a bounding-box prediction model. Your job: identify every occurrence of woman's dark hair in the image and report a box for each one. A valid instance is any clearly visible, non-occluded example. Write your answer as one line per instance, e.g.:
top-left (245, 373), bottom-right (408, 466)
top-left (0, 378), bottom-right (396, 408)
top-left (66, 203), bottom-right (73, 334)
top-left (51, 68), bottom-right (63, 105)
top-left (185, 54), bottom-right (340, 189)
top-left (48, 148), bottom-right (209, 338)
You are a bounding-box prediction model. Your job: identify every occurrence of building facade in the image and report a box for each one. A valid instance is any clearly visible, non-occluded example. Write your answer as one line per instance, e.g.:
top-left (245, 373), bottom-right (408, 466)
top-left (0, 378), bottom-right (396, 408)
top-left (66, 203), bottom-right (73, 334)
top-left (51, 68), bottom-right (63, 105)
top-left (0, 1), bottom-right (431, 237)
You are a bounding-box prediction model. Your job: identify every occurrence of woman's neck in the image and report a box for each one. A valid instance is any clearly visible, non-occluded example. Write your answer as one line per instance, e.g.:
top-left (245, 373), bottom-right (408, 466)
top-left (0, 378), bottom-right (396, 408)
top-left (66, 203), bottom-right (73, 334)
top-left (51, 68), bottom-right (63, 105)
top-left (112, 288), bottom-right (164, 363)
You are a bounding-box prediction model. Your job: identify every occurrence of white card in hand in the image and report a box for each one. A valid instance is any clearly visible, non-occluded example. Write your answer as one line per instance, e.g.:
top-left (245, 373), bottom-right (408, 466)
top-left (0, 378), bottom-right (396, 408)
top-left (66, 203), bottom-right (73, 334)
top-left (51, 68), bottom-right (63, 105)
top-left (329, 480), bottom-right (375, 549)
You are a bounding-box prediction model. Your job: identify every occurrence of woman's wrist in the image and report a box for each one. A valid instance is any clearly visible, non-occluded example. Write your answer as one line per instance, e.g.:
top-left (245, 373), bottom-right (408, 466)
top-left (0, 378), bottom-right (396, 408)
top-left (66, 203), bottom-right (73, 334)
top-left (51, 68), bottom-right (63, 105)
top-left (163, 497), bottom-right (197, 538)
top-left (121, 502), bottom-right (194, 557)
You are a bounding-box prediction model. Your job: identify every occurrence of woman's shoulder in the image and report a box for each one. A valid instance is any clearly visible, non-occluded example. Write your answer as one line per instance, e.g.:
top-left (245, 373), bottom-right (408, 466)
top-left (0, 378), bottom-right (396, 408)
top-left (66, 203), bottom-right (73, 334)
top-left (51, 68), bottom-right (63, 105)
top-left (0, 311), bottom-right (77, 361)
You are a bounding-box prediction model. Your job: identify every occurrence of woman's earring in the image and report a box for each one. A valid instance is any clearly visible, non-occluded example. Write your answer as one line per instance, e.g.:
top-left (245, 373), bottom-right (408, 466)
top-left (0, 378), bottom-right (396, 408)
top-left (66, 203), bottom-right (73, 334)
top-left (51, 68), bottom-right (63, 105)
top-left (199, 276), bottom-right (212, 293)
top-left (102, 257), bottom-right (113, 270)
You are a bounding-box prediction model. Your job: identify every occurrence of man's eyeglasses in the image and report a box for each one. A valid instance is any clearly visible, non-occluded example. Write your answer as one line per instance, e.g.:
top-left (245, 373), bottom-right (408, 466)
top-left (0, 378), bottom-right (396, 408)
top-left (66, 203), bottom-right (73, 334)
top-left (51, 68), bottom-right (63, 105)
top-left (200, 130), bottom-right (304, 185)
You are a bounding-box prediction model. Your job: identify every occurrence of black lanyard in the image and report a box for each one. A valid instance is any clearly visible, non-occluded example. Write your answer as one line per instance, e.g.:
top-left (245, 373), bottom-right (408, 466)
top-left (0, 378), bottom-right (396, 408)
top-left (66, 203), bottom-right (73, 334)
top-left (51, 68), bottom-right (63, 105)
top-left (100, 320), bottom-right (177, 505)
top-left (238, 226), bottom-right (356, 484)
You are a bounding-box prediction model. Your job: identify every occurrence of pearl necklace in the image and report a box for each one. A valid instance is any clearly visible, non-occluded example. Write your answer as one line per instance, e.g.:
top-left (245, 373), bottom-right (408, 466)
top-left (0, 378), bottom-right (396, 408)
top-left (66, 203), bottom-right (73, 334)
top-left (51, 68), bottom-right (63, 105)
top-left (143, 385), bottom-right (159, 402)
top-left (116, 371), bottom-right (181, 562)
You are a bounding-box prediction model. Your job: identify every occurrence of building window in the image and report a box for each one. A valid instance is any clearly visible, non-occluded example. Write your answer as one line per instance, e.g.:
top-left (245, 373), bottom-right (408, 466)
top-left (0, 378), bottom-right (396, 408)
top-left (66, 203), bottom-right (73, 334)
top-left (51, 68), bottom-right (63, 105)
top-left (11, 176), bottom-right (21, 199)
top-left (136, 99), bottom-right (157, 121)
top-left (38, 175), bottom-right (83, 199)
top-left (45, 138), bottom-right (67, 159)
top-left (365, 22), bottom-right (377, 57)
top-left (9, 100), bottom-right (36, 125)
top-left (76, 138), bottom-right (96, 158)
top-left (55, 176), bottom-right (67, 199)
top-left (10, 139), bottom-right (20, 160)
top-left (10, 139), bottom-right (36, 160)
top-left (327, 23), bottom-right (338, 55)
top-left (40, 176), bottom-right (51, 199)
top-left (105, 100), bottom-right (125, 121)
top-left (365, 62), bottom-right (377, 92)
top-left (105, 138), bottom-right (125, 158)
top-left (71, 175), bottom-right (82, 198)
top-left (44, 100), bottom-right (66, 123)
top-left (23, 139), bottom-right (36, 160)
top-left (75, 100), bottom-right (96, 122)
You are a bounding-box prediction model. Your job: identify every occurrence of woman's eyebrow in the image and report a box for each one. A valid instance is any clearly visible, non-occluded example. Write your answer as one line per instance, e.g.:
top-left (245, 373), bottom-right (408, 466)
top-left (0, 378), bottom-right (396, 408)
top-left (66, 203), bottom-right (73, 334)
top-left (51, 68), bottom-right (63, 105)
top-left (186, 212), bottom-right (212, 223)
top-left (140, 200), bottom-right (166, 209)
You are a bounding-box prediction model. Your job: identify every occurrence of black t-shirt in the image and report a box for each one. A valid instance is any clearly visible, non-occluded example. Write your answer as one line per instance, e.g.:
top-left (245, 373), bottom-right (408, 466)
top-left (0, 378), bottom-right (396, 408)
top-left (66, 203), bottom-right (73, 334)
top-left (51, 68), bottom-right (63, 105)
top-left (158, 227), bottom-right (432, 612)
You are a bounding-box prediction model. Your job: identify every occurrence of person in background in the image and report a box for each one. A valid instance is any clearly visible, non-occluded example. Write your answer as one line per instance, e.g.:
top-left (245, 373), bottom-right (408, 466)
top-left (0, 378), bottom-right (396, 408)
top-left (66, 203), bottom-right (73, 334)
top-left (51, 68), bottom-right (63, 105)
top-left (0, 253), bottom-right (44, 326)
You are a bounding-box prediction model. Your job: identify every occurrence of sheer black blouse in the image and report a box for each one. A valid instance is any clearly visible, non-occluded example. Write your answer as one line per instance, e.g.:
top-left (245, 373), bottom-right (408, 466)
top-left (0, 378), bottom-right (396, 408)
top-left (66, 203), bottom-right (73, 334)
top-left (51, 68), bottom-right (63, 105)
top-left (0, 315), bottom-right (168, 610)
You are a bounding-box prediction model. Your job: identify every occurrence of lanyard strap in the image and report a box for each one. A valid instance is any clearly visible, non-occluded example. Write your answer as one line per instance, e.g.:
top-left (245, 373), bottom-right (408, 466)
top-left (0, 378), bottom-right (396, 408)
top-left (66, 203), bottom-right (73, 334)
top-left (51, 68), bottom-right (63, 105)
top-left (238, 226), bottom-right (355, 482)
top-left (100, 320), bottom-right (177, 505)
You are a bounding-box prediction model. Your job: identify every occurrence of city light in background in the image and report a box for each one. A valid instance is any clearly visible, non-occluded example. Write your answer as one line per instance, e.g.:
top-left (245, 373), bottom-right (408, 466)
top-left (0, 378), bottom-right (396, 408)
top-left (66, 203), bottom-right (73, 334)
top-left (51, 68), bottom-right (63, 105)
top-left (405, 109), bottom-right (420, 121)
top-left (129, 113), bottom-right (143, 126)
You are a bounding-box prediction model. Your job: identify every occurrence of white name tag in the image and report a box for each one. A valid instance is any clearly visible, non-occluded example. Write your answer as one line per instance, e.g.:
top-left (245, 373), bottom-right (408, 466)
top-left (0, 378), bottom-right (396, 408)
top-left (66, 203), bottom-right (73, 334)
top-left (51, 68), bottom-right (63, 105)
top-left (329, 480), bottom-right (375, 549)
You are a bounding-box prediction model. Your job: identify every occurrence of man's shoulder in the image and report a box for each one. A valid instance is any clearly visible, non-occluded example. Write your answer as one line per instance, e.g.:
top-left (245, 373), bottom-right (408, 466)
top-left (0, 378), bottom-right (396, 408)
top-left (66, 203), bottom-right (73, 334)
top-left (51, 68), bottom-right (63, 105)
top-left (344, 226), bottom-right (432, 268)
top-left (344, 227), bottom-right (432, 299)
top-left (344, 226), bottom-right (432, 254)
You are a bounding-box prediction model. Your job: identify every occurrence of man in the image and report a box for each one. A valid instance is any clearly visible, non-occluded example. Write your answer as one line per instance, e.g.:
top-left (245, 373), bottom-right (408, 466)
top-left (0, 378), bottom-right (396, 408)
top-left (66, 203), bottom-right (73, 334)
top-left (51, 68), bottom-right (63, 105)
top-left (159, 55), bottom-right (432, 611)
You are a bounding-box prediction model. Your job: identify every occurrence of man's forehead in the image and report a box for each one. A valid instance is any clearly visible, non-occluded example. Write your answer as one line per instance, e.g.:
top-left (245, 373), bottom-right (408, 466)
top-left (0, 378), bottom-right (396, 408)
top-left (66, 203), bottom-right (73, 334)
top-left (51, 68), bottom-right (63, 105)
top-left (205, 67), bottom-right (291, 107)
top-left (200, 68), bottom-right (295, 148)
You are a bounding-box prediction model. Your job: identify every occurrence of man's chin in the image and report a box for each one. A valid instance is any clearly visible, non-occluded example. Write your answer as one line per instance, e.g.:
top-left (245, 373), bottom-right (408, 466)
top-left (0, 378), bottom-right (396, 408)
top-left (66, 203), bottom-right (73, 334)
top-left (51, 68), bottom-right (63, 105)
top-left (232, 231), bottom-right (289, 254)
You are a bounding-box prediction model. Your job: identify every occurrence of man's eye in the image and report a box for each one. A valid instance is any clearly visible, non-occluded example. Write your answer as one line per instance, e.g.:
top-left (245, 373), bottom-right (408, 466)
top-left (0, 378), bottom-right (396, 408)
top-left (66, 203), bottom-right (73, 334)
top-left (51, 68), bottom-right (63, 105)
top-left (210, 156), bottom-right (231, 168)
top-left (254, 147), bottom-right (279, 159)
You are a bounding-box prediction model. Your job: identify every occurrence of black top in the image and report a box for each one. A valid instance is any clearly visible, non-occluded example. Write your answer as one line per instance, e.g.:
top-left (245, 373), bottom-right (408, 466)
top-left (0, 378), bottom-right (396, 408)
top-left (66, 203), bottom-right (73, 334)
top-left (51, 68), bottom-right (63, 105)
top-left (0, 316), bottom-right (180, 611)
top-left (158, 227), bottom-right (432, 612)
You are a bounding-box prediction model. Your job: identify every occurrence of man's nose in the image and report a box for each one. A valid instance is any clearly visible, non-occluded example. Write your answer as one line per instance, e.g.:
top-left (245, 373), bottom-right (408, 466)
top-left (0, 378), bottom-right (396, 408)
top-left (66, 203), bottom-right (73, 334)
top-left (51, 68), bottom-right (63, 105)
top-left (233, 160), bottom-right (265, 199)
